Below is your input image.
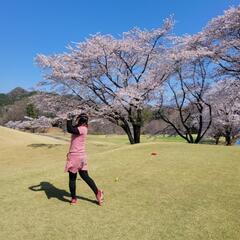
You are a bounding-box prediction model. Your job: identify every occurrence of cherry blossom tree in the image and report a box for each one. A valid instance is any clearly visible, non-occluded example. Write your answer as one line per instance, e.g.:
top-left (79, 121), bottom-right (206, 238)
top-left (5, 116), bottom-right (52, 133)
top-left (202, 6), bottom-right (240, 79)
top-left (156, 57), bottom-right (212, 143)
top-left (154, 6), bottom-right (240, 144)
top-left (30, 93), bottom-right (84, 118)
top-left (36, 18), bottom-right (174, 144)
top-left (176, 6), bottom-right (240, 80)
top-left (206, 79), bottom-right (240, 145)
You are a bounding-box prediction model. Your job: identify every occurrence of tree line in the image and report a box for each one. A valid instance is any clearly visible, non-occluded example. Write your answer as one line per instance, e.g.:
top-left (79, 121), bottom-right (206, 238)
top-left (35, 6), bottom-right (240, 145)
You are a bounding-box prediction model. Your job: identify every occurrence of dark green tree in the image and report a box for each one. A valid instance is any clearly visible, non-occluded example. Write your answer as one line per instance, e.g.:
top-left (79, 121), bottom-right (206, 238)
top-left (26, 103), bottom-right (39, 118)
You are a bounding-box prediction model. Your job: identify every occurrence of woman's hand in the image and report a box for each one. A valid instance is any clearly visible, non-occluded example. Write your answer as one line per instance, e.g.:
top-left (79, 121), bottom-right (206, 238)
top-left (67, 112), bottom-right (76, 120)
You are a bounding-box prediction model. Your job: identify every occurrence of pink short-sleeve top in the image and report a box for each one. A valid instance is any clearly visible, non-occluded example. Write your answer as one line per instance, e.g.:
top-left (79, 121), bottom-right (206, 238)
top-left (68, 126), bottom-right (88, 154)
top-left (65, 126), bottom-right (88, 173)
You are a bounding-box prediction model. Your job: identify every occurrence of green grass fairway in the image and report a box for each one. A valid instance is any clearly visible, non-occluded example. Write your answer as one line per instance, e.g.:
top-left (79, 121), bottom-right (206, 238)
top-left (0, 126), bottom-right (240, 240)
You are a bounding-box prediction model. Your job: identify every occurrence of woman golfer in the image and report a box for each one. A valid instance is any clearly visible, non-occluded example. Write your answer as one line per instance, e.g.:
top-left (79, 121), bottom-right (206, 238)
top-left (65, 113), bottom-right (104, 205)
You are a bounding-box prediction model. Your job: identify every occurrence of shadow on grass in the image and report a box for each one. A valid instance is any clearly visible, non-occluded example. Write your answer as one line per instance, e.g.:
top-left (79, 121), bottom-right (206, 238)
top-left (29, 182), bottom-right (98, 205)
top-left (27, 144), bottom-right (62, 148)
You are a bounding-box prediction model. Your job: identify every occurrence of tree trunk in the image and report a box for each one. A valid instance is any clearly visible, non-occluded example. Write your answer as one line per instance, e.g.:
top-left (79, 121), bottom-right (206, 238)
top-left (225, 133), bottom-right (232, 146)
top-left (121, 123), bottom-right (135, 144)
top-left (194, 114), bottom-right (203, 143)
top-left (133, 124), bottom-right (141, 144)
top-left (215, 137), bottom-right (220, 145)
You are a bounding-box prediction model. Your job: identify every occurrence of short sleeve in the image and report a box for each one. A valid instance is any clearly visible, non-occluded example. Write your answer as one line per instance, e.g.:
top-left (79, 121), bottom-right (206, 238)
top-left (78, 126), bottom-right (87, 135)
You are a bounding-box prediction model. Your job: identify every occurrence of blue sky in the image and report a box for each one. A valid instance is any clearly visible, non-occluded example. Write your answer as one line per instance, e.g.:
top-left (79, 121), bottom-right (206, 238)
top-left (0, 0), bottom-right (239, 93)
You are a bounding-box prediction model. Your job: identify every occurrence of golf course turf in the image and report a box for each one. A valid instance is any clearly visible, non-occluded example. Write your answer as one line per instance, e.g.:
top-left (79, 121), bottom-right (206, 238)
top-left (0, 126), bottom-right (240, 240)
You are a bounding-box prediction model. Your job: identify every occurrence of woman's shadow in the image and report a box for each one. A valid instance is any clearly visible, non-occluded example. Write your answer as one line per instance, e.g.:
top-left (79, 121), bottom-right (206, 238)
top-left (29, 182), bottom-right (98, 205)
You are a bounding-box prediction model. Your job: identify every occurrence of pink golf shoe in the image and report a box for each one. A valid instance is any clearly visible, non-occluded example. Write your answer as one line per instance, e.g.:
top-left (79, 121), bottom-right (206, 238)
top-left (96, 190), bottom-right (104, 206)
top-left (70, 198), bottom-right (77, 205)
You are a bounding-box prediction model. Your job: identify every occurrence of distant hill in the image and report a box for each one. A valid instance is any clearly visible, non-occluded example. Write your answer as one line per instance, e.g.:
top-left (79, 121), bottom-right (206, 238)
top-left (0, 93), bottom-right (10, 106)
top-left (0, 87), bottom-right (38, 124)
top-left (0, 87), bottom-right (36, 106)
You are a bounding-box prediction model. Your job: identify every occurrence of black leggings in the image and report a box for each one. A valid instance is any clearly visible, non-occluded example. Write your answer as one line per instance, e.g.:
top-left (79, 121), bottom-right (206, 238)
top-left (69, 170), bottom-right (98, 198)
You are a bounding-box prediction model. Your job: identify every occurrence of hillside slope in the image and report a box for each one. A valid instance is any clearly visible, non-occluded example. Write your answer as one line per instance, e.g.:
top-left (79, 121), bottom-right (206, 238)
top-left (0, 126), bottom-right (65, 146)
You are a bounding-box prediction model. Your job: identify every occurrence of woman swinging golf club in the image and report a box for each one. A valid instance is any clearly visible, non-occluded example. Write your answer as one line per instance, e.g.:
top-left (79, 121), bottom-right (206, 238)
top-left (65, 112), bottom-right (104, 205)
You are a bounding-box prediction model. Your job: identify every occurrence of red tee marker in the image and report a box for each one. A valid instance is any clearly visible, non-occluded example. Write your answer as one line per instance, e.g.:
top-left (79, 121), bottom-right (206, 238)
top-left (151, 152), bottom-right (157, 156)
